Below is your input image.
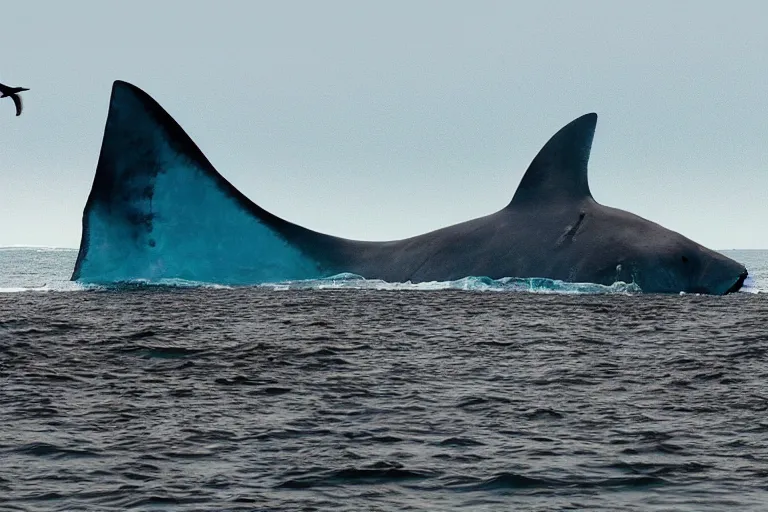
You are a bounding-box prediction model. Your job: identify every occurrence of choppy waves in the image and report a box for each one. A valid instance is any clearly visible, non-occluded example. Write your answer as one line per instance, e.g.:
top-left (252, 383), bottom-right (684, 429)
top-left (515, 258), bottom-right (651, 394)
top-left (2, 289), bottom-right (768, 511)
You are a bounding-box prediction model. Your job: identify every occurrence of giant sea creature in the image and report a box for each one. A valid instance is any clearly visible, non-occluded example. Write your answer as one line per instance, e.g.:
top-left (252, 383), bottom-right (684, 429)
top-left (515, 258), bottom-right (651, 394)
top-left (72, 81), bottom-right (747, 294)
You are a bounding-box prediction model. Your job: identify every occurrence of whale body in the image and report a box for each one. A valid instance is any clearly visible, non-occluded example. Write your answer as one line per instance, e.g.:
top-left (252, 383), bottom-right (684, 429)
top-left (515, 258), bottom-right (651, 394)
top-left (72, 81), bottom-right (747, 294)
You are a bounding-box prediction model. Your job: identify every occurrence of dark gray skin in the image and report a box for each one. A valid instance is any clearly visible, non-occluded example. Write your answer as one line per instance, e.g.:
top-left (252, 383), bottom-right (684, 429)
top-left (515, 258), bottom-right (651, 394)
top-left (332, 199), bottom-right (747, 294)
top-left (292, 114), bottom-right (747, 294)
top-left (73, 82), bottom-right (747, 294)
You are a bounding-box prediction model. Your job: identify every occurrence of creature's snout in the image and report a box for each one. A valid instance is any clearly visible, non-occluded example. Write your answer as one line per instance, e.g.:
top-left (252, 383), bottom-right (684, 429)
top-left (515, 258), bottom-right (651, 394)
top-left (725, 268), bottom-right (748, 294)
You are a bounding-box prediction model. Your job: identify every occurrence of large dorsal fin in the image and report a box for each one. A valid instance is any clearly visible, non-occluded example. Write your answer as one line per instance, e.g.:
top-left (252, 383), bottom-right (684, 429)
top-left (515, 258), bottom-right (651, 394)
top-left (507, 113), bottom-right (597, 207)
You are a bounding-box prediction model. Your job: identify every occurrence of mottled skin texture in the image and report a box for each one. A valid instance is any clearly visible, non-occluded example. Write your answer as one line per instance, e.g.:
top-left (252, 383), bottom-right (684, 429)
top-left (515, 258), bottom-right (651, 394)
top-left (74, 81), bottom-right (747, 294)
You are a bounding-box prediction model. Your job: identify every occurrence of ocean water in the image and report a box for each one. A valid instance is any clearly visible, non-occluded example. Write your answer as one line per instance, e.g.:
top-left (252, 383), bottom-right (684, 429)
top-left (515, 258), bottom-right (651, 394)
top-left (1, 248), bottom-right (766, 294)
top-left (1, 248), bottom-right (768, 511)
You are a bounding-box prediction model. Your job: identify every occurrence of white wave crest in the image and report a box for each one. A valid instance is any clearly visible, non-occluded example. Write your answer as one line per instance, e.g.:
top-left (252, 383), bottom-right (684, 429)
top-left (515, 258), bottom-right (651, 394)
top-left (0, 281), bottom-right (89, 293)
top-left (260, 273), bottom-right (642, 295)
top-left (7, 273), bottom-right (766, 295)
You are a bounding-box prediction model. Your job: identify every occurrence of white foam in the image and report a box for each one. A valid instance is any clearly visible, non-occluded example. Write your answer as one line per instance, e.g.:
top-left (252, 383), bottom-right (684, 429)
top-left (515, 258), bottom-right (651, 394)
top-left (738, 274), bottom-right (764, 294)
top-left (259, 274), bottom-right (642, 295)
top-left (0, 282), bottom-right (90, 293)
top-left (122, 278), bottom-right (233, 289)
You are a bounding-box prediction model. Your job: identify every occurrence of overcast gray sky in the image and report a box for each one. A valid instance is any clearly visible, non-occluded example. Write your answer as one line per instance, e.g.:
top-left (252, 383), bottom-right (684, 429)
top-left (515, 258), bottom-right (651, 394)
top-left (1, 0), bottom-right (766, 249)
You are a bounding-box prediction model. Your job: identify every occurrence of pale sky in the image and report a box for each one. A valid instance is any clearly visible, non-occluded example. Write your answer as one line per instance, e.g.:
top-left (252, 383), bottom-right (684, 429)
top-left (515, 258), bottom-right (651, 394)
top-left (1, 0), bottom-right (766, 249)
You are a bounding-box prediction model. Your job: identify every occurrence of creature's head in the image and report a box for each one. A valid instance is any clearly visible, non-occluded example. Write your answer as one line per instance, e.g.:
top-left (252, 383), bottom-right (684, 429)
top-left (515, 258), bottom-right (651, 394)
top-left (510, 113), bottom-right (747, 294)
top-left (596, 210), bottom-right (748, 294)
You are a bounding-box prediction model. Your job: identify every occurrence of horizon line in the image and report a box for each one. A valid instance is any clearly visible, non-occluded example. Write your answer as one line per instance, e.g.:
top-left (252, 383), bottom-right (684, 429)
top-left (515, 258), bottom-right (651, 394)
top-left (1, 245), bottom-right (767, 252)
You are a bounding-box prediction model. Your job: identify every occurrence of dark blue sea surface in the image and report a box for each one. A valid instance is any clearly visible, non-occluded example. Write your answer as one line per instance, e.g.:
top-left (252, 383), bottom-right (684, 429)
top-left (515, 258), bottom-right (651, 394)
top-left (2, 284), bottom-right (768, 511)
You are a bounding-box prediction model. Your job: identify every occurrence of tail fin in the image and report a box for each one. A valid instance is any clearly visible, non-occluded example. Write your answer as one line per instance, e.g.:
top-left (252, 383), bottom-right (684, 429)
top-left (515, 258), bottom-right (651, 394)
top-left (72, 81), bottom-right (332, 284)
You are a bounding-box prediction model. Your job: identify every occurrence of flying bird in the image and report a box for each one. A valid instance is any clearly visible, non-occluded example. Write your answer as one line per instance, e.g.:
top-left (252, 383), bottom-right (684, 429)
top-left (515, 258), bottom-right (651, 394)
top-left (0, 82), bottom-right (29, 116)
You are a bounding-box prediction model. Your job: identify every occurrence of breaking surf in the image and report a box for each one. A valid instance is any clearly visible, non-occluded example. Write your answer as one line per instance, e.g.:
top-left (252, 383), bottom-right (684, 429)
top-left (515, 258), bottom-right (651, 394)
top-left (2, 248), bottom-right (765, 294)
top-left (2, 274), bottom-right (644, 295)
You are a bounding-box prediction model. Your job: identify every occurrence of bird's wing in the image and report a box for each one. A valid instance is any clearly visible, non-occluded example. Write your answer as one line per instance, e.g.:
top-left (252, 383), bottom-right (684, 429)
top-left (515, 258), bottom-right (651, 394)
top-left (11, 94), bottom-right (22, 116)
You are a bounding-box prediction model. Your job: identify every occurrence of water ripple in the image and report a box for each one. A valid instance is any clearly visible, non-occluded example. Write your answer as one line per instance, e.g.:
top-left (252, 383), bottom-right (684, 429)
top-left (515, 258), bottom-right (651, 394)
top-left (1, 289), bottom-right (767, 511)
